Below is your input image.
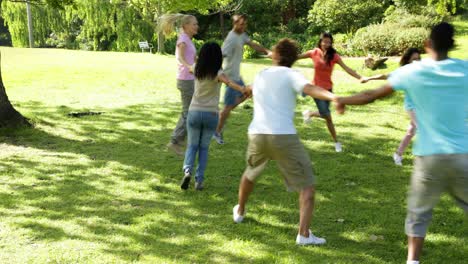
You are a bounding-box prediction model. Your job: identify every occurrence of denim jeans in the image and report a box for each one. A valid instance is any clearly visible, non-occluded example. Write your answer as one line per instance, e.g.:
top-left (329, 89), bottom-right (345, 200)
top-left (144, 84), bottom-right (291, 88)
top-left (183, 111), bottom-right (219, 182)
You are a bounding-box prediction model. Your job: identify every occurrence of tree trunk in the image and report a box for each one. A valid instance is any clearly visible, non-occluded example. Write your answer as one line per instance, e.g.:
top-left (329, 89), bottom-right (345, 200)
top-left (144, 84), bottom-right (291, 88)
top-left (0, 54), bottom-right (30, 128)
top-left (220, 11), bottom-right (225, 38)
top-left (26, 1), bottom-right (34, 48)
top-left (157, 31), bottom-right (165, 54)
top-left (156, 2), bottom-right (165, 54)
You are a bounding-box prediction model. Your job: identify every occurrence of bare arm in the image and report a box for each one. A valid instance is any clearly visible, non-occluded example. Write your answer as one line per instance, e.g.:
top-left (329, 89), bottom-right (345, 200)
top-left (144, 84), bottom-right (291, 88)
top-left (303, 84), bottom-right (337, 102)
top-left (361, 74), bottom-right (388, 83)
top-left (217, 73), bottom-right (250, 94)
top-left (297, 51), bottom-right (311, 60)
top-left (336, 84), bottom-right (394, 114)
top-left (246, 41), bottom-right (271, 56)
top-left (337, 58), bottom-right (362, 80)
top-left (177, 42), bottom-right (193, 71)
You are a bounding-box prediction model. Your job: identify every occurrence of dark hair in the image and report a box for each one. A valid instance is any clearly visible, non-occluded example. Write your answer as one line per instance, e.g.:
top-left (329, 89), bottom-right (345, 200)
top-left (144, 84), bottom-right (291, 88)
top-left (317, 32), bottom-right (337, 66)
top-left (400, 48), bottom-right (420, 66)
top-left (430, 22), bottom-right (455, 52)
top-left (232, 14), bottom-right (247, 24)
top-left (195, 42), bottom-right (222, 80)
top-left (273, 38), bottom-right (298, 68)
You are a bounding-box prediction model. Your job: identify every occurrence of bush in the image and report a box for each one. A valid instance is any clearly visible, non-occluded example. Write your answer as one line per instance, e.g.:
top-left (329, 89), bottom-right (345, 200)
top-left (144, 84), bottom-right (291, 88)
top-left (384, 8), bottom-right (442, 28)
top-left (352, 23), bottom-right (428, 56)
top-left (308, 0), bottom-right (386, 33)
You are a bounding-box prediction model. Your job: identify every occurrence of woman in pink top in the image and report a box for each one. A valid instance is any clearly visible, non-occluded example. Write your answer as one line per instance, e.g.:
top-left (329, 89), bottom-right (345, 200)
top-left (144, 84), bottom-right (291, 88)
top-left (159, 14), bottom-right (199, 156)
top-left (298, 32), bottom-right (365, 152)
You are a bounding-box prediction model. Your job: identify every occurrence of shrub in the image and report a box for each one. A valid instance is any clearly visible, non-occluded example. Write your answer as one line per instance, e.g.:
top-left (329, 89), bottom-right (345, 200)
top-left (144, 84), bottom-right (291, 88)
top-left (384, 8), bottom-right (442, 28)
top-left (352, 23), bottom-right (428, 56)
top-left (308, 0), bottom-right (386, 33)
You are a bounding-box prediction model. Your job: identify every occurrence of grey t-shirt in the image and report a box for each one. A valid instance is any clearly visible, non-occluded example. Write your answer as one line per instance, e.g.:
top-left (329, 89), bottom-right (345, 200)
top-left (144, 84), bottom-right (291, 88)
top-left (222, 30), bottom-right (251, 81)
top-left (189, 71), bottom-right (223, 112)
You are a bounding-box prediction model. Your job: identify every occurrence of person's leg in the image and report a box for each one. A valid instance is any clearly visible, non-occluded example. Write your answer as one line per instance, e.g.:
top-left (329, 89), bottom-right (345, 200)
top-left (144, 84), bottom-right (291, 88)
top-left (299, 185), bottom-right (315, 237)
top-left (234, 134), bottom-right (268, 221)
top-left (181, 111), bottom-right (201, 190)
top-left (237, 174), bottom-right (255, 215)
top-left (407, 237), bottom-right (425, 262)
top-left (323, 115), bottom-right (338, 143)
top-left (310, 98), bottom-right (338, 143)
top-left (406, 155), bottom-right (445, 261)
top-left (170, 80), bottom-right (194, 145)
top-left (449, 154), bottom-right (468, 214)
top-left (271, 134), bottom-right (324, 244)
top-left (216, 104), bottom-right (235, 135)
top-left (396, 111), bottom-right (417, 156)
top-left (215, 81), bottom-right (246, 139)
top-left (195, 112), bottom-right (219, 186)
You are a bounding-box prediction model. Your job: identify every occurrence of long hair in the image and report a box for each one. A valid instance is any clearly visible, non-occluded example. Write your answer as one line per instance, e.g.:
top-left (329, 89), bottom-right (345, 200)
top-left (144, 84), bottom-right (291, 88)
top-left (317, 32), bottom-right (336, 66)
top-left (157, 13), bottom-right (195, 37)
top-left (400, 48), bottom-right (420, 66)
top-left (195, 42), bottom-right (223, 80)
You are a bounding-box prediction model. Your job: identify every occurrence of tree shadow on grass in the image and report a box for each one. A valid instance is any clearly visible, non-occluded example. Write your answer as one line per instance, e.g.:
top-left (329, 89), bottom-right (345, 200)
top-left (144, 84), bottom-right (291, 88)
top-left (0, 101), bottom-right (466, 263)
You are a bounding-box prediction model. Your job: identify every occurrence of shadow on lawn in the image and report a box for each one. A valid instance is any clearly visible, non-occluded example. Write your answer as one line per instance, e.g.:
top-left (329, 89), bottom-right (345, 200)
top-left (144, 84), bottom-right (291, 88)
top-left (0, 101), bottom-right (466, 263)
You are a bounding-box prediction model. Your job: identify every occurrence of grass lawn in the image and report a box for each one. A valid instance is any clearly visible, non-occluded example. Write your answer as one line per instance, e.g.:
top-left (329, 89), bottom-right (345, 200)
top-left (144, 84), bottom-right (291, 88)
top-left (0, 28), bottom-right (467, 263)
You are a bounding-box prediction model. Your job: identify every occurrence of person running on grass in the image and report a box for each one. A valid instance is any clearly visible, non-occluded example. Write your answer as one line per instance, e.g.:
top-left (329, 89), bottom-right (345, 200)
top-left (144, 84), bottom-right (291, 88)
top-left (336, 22), bottom-right (468, 264)
top-left (233, 38), bottom-right (336, 246)
top-left (298, 32), bottom-right (367, 152)
top-left (362, 48), bottom-right (421, 165)
top-left (159, 14), bottom-right (198, 156)
top-left (212, 14), bottom-right (271, 145)
top-left (180, 42), bottom-right (250, 191)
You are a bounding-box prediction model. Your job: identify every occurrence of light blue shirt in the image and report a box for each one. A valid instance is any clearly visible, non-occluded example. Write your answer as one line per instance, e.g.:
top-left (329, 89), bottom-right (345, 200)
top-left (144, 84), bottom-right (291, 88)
top-left (388, 58), bottom-right (468, 156)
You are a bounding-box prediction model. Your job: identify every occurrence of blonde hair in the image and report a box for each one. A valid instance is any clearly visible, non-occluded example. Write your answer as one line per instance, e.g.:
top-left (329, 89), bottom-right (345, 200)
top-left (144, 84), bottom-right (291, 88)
top-left (157, 14), bottom-right (195, 36)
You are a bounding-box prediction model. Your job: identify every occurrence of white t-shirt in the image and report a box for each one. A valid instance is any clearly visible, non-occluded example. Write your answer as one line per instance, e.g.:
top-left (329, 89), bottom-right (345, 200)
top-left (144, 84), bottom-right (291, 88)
top-left (248, 66), bottom-right (309, 135)
top-left (222, 30), bottom-right (251, 81)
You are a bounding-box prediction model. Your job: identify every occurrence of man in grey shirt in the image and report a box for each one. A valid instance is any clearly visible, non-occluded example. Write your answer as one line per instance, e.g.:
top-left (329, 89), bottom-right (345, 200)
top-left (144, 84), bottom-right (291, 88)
top-left (213, 14), bottom-right (271, 144)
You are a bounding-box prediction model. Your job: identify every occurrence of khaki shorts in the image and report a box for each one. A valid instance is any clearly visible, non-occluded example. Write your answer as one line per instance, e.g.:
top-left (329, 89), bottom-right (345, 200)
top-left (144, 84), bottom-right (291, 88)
top-left (405, 154), bottom-right (468, 237)
top-left (244, 134), bottom-right (315, 192)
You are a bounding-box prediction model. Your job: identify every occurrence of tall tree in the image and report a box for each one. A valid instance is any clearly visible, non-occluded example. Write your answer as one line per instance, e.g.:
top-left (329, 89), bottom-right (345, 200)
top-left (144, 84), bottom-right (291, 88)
top-left (0, 0), bottom-right (74, 128)
top-left (129, 0), bottom-right (233, 53)
top-left (0, 54), bottom-right (30, 127)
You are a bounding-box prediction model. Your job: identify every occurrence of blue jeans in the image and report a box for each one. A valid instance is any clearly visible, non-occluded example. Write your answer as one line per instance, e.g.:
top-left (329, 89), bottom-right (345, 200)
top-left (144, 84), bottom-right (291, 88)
top-left (183, 111), bottom-right (219, 182)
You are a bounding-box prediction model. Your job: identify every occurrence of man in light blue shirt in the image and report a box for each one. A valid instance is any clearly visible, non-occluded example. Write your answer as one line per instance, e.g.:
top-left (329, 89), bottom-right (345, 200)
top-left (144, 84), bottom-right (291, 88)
top-left (336, 22), bottom-right (468, 264)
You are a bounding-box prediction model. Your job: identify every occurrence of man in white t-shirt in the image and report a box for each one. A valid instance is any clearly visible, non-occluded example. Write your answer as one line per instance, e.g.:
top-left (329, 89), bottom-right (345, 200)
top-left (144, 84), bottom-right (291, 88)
top-left (232, 38), bottom-right (337, 246)
top-left (213, 14), bottom-right (271, 145)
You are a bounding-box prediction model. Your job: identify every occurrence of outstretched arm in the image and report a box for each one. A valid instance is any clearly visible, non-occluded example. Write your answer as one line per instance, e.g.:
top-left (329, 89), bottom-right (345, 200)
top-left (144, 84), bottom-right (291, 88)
top-left (360, 74), bottom-right (388, 83)
top-left (218, 73), bottom-right (251, 95)
top-left (246, 41), bottom-right (272, 57)
top-left (297, 51), bottom-right (312, 60)
top-left (303, 84), bottom-right (336, 102)
top-left (336, 84), bottom-right (394, 114)
top-left (337, 58), bottom-right (363, 81)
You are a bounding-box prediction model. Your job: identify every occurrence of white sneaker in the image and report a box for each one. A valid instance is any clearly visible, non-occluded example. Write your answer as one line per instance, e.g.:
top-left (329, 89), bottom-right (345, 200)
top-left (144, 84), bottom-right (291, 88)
top-left (296, 230), bottom-right (326, 245)
top-left (213, 132), bottom-right (225, 145)
top-left (302, 110), bottom-right (312, 124)
top-left (393, 153), bottom-right (403, 166)
top-left (232, 204), bottom-right (244, 223)
top-left (335, 142), bottom-right (342, 152)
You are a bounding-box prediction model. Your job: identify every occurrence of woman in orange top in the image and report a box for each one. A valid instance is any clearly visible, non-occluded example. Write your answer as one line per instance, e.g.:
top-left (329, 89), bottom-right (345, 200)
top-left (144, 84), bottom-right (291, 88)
top-left (298, 32), bottom-right (365, 152)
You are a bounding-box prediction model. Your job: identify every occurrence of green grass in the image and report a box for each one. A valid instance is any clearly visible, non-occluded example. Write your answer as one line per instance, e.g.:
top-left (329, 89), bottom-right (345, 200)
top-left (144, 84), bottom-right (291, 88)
top-left (0, 24), bottom-right (467, 263)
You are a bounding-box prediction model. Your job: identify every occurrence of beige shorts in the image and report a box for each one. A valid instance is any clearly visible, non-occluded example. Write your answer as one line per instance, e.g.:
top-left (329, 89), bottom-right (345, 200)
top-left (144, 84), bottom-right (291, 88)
top-left (405, 154), bottom-right (468, 237)
top-left (244, 134), bottom-right (315, 191)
